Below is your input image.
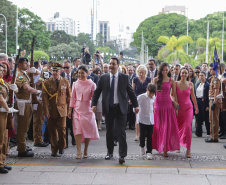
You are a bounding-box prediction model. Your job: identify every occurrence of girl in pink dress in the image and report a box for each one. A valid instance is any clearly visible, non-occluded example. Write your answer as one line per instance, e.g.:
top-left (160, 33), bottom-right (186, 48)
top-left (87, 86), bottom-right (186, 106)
top-left (175, 67), bottom-right (198, 158)
top-left (68, 66), bottom-right (99, 159)
top-left (152, 62), bottom-right (180, 157)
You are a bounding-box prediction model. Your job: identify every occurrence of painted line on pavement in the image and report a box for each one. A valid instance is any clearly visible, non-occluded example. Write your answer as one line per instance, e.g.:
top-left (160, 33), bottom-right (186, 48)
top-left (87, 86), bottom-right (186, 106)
top-left (8, 163), bottom-right (226, 170)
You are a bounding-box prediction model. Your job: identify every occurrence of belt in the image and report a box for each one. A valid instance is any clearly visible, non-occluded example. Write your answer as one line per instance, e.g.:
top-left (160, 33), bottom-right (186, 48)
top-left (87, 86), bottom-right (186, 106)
top-left (110, 103), bottom-right (119, 108)
top-left (209, 97), bottom-right (214, 100)
top-left (16, 98), bottom-right (31, 103)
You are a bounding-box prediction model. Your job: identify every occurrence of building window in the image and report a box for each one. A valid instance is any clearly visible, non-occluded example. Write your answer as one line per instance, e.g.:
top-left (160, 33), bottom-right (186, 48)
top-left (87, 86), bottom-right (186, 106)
top-left (52, 24), bottom-right (55, 32)
top-left (48, 24), bottom-right (51, 31)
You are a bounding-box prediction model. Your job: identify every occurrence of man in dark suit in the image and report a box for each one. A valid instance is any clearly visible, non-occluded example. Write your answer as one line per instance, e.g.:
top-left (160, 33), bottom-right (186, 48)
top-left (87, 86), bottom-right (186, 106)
top-left (90, 72), bottom-right (99, 85)
top-left (202, 63), bottom-right (211, 80)
top-left (60, 60), bottom-right (76, 147)
top-left (91, 57), bottom-right (139, 164)
top-left (147, 59), bottom-right (158, 82)
top-left (71, 57), bottom-right (81, 76)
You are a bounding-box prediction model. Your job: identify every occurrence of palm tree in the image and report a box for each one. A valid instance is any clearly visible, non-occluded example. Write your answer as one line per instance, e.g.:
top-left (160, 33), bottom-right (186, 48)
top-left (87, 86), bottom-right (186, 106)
top-left (157, 35), bottom-right (193, 65)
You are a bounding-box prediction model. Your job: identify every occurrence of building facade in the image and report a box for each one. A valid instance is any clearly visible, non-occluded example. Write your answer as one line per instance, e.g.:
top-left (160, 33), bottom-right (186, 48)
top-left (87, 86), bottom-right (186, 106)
top-left (159, 6), bottom-right (186, 16)
top-left (98, 21), bottom-right (110, 43)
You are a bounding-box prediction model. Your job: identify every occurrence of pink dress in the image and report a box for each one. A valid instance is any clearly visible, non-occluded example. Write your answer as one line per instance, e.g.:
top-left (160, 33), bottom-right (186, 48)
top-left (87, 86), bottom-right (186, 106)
top-left (152, 78), bottom-right (180, 153)
top-left (176, 83), bottom-right (193, 150)
top-left (70, 79), bottom-right (99, 142)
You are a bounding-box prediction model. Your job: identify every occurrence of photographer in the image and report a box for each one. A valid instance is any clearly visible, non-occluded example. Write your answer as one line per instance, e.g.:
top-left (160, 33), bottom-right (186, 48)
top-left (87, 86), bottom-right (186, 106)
top-left (81, 47), bottom-right (91, 65)
top-left (92, 53), bottom-right (103, 72)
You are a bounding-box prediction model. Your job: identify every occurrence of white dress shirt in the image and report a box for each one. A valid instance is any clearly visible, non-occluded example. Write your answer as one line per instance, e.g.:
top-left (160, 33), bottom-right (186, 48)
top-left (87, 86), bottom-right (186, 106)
top-left (137, 93), bottom-right (155, 125)
top-left (196, 83), bottom-right (204, 98)
top-left (110, 72), bottom-right (119, 104)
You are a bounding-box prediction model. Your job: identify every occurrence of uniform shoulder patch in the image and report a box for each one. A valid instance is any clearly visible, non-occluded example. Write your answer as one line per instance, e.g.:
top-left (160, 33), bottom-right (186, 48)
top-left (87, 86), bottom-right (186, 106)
top-left (19, 75), bottom-right (23, 80)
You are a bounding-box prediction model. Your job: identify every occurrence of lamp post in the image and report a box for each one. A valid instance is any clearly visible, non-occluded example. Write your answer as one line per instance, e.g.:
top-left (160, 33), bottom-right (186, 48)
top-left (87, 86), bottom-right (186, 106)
top-left (0, 14), bottom-right (7, 54)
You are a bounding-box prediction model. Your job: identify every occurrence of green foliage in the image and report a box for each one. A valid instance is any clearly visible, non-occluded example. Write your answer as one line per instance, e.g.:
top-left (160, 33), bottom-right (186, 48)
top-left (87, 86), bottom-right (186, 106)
top-left (32, 51), bottom-right (49, 61)
top-left (0, 0), bottom-right (17, 54)
top-left (50, 30), bottom-right (76, 46)
top-left (18, 8), bottom-right (51, 52)
top-left (77, 33), bottom-right (95, 54)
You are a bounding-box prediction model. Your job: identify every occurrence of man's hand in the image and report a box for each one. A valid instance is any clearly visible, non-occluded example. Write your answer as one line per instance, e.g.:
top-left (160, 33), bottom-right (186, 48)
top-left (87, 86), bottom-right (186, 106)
top-left (134, 107), bottom-right (139, 114)
top-left (21, 50), bottom-right (26, 57)
top-left (34, 90), bottom-right (42, 94)
top-left (68, 112), bottom-right (72, 119)
top-left (206, 107), bottom-right (209, 111)
top-left (45, 113), bottom-right (50, 119)
top-left (92, 106), bottom-right (97, 114)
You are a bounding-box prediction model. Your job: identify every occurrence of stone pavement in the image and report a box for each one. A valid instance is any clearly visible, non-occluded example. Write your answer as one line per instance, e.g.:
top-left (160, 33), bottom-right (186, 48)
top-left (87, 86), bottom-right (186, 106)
top-left (1, 121), bottom-right (226, 184)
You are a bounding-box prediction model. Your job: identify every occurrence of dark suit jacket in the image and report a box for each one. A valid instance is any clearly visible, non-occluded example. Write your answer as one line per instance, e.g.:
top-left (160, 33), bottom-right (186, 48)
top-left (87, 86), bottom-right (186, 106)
top-left (61, 71), bottom-right (73, 87)
top-left (92, 72), bottom-right (138, 115)
top-left (90, 72), bottom-right (99, 85)
top-left (195, 81), bottom-right (210, 109)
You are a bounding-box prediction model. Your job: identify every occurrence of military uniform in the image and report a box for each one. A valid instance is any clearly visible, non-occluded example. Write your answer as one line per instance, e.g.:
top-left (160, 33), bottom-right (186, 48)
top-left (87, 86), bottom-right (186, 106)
top-left (33, 78), bottom-right (45, 145)
top-left (0, 81), bottom-right (9, 168)
top-left (42, 75), bottom-right (71, 154)
top-left (208, 76), bottom-right (221, 140)
top-left (15, 70), bottom-right (33, 153)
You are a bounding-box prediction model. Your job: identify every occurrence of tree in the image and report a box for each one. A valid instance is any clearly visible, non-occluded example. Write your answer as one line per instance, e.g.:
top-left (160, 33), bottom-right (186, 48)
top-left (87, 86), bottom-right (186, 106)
top-left (50, 30), bottom-right (76, 46)
top-left (95, 33), bottom-right (104, 47)
top-left (157, 35), bottom-right (193, 65)
top-left (18, 8), bottom-right (51, 53)
top-left (32, 51), bottom-right (49, 61)
top-left (0, 0), bottom-right (17, 55)
top-left (77, 33), bottom-right (95, 54)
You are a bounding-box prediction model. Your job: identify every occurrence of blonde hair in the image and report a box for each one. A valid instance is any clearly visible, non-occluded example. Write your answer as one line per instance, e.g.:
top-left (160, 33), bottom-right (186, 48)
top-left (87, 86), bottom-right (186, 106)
top-left (121, 65), bottom-right (128, 74)
top-left (136, 64), bottom-right (147, 78)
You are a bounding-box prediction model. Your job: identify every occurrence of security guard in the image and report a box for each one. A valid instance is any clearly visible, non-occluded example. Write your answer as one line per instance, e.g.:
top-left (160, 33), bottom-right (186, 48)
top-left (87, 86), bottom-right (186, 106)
top-left (205, 63), bottom-right (221, 143)
top-left (15, 57), bottom-right (41, 157)
top-left (33, 77), bottom-right (49, 147)
top-left (42, 63), bottom-right (71, 157)
top-left (0, 63), bottom-right (18, 173)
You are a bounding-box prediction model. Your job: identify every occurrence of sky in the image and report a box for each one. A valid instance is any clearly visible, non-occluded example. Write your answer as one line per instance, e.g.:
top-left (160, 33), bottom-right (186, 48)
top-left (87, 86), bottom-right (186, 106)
top-left (9, 0), bottom-right (226, 37)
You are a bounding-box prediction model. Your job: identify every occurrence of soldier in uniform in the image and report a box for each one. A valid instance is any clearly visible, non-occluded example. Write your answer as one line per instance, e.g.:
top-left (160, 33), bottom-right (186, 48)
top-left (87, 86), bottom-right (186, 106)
top-left (42, 63), bottom-right (71, 157)
top-left (205, 63), bottom-right (221, 143)
top-left (15, 57), bottom-right (41, 157)
top-left (0, 63), bottom-right (19, 173)
top-left (33, 77), bottom-right (49, 147)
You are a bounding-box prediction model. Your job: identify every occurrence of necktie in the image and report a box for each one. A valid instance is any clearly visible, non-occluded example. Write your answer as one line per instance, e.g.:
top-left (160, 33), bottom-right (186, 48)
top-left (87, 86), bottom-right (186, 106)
top-left (174, 75), bottom-right (177, 81)
top-left (109, 75), bottom-right (115, 107)
top-left (67, 74), bottom-right (70, 80)
top-left (56, 79), bottom-right (59, 89)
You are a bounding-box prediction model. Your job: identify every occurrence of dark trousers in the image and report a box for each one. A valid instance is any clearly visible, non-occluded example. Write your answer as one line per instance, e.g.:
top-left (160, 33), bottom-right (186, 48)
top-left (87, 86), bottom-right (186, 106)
top-left (105, 105), bottom-right (127, 157)
top-left (127, 104), bottom-right (135, 128)
top-left (66, 117), bottom-right (75, 146)
top-left (139, 123), bottom-right (153, 154)
top-left (195, 98), bottom-right (210, 136)
top-left (114, 120), bottom-right (118, 142)
top-left (219, 110), bottom-right (226, 135)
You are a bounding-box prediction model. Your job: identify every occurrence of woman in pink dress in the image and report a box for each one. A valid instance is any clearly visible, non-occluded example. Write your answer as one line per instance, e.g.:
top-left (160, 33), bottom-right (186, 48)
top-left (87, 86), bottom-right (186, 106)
top-left (152, 62), bottom-right (180, 157)
top-left (175, 67), bottom-right (199, 158)
top-left (68, 66), bottom-right (99, 159)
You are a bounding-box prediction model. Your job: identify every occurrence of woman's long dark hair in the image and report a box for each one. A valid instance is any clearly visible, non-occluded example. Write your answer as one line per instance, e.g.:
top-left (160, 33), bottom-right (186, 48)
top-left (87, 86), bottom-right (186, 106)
top-left (156, 62), bottom-right (171, 91)
top-left (177, 67), bottom-right (189, 81)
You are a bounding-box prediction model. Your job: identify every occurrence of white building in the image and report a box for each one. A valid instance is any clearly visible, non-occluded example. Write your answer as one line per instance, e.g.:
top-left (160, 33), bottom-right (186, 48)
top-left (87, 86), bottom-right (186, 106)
top-left (46, 12), bottom-right (77, 36)
top-left (99, 21), bottom-right (110, 43)
top-left (159, 6), bottom-right (186, 16)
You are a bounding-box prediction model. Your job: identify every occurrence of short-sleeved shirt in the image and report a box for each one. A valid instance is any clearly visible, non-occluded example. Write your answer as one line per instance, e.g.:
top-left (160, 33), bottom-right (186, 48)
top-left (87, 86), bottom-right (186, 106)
top-left (15, 70), bottom-right (31, 100)
top-left (209, 76), bottom-right (221, 97)
top-left (133, 76), bottom-right (151, 96)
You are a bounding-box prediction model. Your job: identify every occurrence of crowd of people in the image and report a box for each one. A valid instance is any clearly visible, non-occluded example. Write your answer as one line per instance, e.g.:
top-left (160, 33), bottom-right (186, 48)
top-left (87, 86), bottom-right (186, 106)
top-left (0, 50), bottom-right (226, 174)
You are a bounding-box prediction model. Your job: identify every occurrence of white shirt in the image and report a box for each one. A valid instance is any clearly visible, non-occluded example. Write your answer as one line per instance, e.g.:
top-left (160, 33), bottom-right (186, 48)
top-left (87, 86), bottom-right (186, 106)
top-left (110, 72), bottom-right (119, 104)
top-left (137, 93), bottom-right (155, 125)
top-left (196, 83), bottom-right (204, 98)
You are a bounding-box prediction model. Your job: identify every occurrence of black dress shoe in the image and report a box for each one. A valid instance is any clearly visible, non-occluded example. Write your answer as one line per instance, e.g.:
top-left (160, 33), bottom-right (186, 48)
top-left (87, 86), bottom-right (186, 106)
top-left (26, 146), bottom-right (32, 152)
top-left (219, 133), bottom-right (224, 137)
top-left (219, 134), bottom-right (226, 139)
top-left (129, 127), bottom-right (135, 130)
top-left (72, 140), bottom-right (76, 146)
top-left (105, 153), bottom-right (113, 160)
top-left (51, 153), bottom-right (61, 157)
top-left (34, 142), bottom-right (49, 147)
top-left (18, 151), bottom-right (34, 157)
top-left (4, 165), bottom-right (12, 170)
top-left (205, 138), bottom-right (219, 143)
top-left (59, 149), bottom-right (64, 154)
top-left (119, 157), bottom-right (125, 164)
top-left (0, 167), bottom-right (8, 174)
top-left (223, 144), bottom-right (226, 149)
top-left (114, 141), bottom-right (117, 146)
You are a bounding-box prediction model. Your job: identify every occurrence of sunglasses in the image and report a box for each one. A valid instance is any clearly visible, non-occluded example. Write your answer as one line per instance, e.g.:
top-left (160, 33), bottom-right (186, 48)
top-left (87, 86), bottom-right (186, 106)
top-left (195, 72), bottom-right (200, 74)
top-left (63, 67), bottom-right (70, 69)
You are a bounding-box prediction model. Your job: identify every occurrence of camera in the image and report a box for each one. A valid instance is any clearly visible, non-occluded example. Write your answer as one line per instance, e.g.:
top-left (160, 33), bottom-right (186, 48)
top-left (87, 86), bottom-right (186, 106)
top-left (81, 46), bottom-right (86, 54)
top-left (95, 51), bottom-right (99, 57)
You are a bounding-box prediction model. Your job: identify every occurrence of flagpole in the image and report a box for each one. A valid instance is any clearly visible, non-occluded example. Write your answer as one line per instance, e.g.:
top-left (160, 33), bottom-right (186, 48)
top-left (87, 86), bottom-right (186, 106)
top-left (186, 7), bottom-right (188, 55)
top-left (222, 11), bottom-right (224, 62)
top-left (206, 21), bottom-right (209, 64)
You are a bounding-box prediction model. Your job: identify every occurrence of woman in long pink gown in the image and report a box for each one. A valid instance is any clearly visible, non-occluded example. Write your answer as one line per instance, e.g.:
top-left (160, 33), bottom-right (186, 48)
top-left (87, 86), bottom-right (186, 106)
top-left (152, 62), bottom-right (180, 157)
top-left (68, 66), bottom-right (99, 159)
top-left (176, 67), bottom-right (198, 158)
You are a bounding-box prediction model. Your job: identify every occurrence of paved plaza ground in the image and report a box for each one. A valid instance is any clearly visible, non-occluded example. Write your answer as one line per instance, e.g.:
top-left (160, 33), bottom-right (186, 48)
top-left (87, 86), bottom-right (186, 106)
top-left (1, 120), bottom-right (226, 185)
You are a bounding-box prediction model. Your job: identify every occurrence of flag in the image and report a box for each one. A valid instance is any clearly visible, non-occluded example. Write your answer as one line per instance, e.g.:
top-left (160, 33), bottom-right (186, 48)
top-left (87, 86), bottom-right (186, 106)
top-left (212, 46), bottom-right (219, 77)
